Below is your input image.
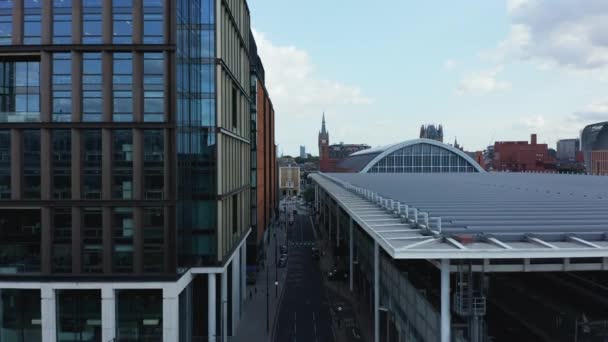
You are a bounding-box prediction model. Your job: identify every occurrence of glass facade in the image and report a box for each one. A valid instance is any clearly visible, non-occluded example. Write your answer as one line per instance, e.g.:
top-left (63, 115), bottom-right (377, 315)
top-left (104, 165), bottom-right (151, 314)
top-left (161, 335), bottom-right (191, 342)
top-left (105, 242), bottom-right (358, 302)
top-left (82, 54), bottom-right (102, 122)
top-left (0, 1), bottom-right (11, 45)
top-left (0, 60), bottom-right (40, 123)
top-left (0, 209), bottom-right (41, 273)
top-left (143, 208), bottom-right (163, 272)
top-left (112, 130), bottom-right (133, 199)
top-left (143, 53), bottom-right (164, 122)
top-left (57, 290), bottom-right (101, 342)
top-left (83, 0), bottom-right (103, 44)
top-left (82, 130), bottom-right (102, 199)
top-left (53, 130), bottom-right (72, 199)
top-left (368, 143), bottom-right (479, 173)
top-left (143, 130), bottom-right (163, 200)
top-left (82, 208), bottom-right (103, 273)
top-left (176, 0), bottom-right (218, 267)
top-left (52, 53), bottom-right (72, 122)
top-left (113, 0), bottom-right (133, 44)
top-left (113, 207), bottom-right (134, 273)
top-left (53, 0), bottom-right (72, 44)
top-left (0, 130), bottom-right (8, 199)
top-left (116, 290), bottom-right (162, 341)
top-left (113, 53), bottom-right (133, 122)
top-left (143, 0), bottom-right (164, 44)
top-left (22, 129), bottom-right (40, 199)
top-left (52, 207), bottom-right (72, 273)
top-left (0, 289), bottom-right (42, 342)
top-left (23, 0), bottom-right (41, 45)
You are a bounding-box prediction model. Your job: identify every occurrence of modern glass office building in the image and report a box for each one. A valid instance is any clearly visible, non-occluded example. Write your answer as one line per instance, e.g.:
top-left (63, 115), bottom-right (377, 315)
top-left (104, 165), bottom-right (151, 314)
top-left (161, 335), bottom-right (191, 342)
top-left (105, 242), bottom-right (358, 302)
top-left (0, 0), bottom-right (255, 341)
top-left (581, 122), bottom-right (608, 173)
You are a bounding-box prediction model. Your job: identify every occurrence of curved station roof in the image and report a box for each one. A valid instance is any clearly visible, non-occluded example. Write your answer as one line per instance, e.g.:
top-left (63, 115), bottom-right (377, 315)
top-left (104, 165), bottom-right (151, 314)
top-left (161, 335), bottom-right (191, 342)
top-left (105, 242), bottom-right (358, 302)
top-left (336, 138), bottom-right (484, 173)
top-left (312, 172), bottom-right (608, 270)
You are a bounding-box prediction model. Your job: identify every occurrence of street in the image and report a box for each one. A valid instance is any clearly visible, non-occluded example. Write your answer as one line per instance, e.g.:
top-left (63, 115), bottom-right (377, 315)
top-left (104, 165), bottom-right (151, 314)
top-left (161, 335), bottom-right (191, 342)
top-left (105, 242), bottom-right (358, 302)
top-left (273, 202), bottom-right (335, 342)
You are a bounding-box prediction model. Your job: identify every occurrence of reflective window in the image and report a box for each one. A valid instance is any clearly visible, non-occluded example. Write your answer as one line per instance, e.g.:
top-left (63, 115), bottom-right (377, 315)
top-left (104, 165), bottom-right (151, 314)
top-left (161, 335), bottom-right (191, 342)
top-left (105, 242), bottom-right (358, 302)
top-left (52, 207), bottom-right (71, 273)
top-left (113, 53), bottom-right (133, 122)
top-left (143, 0), bottom-right (163, 44)
top-left (143, 130), bottom-right (163, 199)
top-left (82, 208), bottom-right (102, 273)
top-left (82, 53), bottom-right (102, 122)
top-left (113, 207), bottom-right (133, 273)
top-left (116, 290), bottom-right (162, 341)
top-left (53, 0), bottom-right (72, 45)
top-left (143, 208), bottom-right (163, 272)
top-left (113, 0), bottom-right (133, 44)
top-left (83, 0), bottom-right (102, 44)
top-left (0, 209), bottom-right (41, 273)
top-left (82, 130), bottom-right (102, 199)
top-left (0, 60), bottom-right (40, 122)
top-left (0, 1), bottom-right (12, 45)
top-left (23, 129), bottom-right (40, 199)
top-left (52, 129), bottom-right (71, 199)
top-left (0, 130), bottom-right (9, 198)
top-left (0, 289), bottom-right (41, 341)
top-left (113, 130), bottom-right (133, 199)
top-left (23, 0), bottom-right (41, 45)
top-left (143, 53), bottom-right (164, 122)
top-left (52, 53), bottom-right (72, 122)
top-left (57, 290), bottom-right (102, 341)
top-left (367, 143), bottom-right (480, 173)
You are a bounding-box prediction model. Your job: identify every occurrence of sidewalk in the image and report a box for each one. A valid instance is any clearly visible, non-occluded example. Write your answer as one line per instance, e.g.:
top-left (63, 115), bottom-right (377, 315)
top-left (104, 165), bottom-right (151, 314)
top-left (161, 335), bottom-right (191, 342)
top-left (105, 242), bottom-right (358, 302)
top-left (313, 215), bottom-right (374, 342)
top-left (232, 223), bottom-right (287, 342)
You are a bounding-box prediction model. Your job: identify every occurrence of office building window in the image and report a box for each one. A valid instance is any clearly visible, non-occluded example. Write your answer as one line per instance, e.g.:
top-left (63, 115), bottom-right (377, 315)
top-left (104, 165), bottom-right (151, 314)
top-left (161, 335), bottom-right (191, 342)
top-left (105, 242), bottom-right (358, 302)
top-left (82, 130), bottom-right (102, 199)
top-left (143, 208), bottom-right (163, 273)
top-left (0, 209), bottom-right (41, 274)
top-left (0, 130), bottom-right (9, 199)
top-left (83, 0), bottom-right (102, 44)
top-left (143, 53), bottom-right (164, 122)
top-left (232, 87), bottom-right (237, 129)
top-left (52, 129), bottom-right (71, 199)
top-left (232, 194), bottom-right (238, 233)
top-left (52, 207), bottom-right (72, 273)
top-left (113, 207), bottom-right (133, 273)
top-left (23, 129), bottom-right (40, 199)
top-left (143, 0), bottom-right (163, 44)
top-left (0, 289), bottom-right (42, 341)
top-left (112, 130), bottom-right (133, 199)
top-left (113, 53), bottom-right (133, 122)
top-left (53, 0), bottom-right (72, 44)
top-left (57, 290), bottom-right (102, 340)
top-left (143, 130), bottom-right (163, 200)
top-left (0, 60), bottom-right (40, 122)
top-left (23, 0), bottom-right (41, 45)
top-left (117, 290), bottom-right (162, 341)
top-left (83, 53), bottom-right (102, 122)
top-left (0, 1), bottom-right (12, 45)
top-left (82, 208), bottom-right (102, 273)
top-left (52, 53), bottom-right (72, 122)
top-left (113, 0), bottom-right (132, 44)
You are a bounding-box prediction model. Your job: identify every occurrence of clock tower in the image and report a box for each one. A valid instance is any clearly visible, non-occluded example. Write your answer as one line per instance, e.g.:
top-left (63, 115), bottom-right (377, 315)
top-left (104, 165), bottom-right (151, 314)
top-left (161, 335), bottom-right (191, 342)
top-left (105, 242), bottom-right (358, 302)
top-left (318, 113), bottom-right (329, 160)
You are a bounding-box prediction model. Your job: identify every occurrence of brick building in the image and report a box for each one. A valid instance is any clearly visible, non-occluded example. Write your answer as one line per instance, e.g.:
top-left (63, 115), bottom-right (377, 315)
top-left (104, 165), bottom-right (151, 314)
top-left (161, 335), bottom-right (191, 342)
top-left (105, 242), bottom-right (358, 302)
top-left (493, 134), bottom-right (556, 172)
top-left (318, 114), bottom-right (370, 172)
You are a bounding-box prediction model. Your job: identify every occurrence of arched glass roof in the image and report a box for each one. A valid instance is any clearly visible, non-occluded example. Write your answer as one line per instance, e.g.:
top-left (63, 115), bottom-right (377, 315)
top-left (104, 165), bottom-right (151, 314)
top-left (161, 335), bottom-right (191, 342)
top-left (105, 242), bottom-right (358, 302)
top-left (337, 139), bottom-right (484, 173)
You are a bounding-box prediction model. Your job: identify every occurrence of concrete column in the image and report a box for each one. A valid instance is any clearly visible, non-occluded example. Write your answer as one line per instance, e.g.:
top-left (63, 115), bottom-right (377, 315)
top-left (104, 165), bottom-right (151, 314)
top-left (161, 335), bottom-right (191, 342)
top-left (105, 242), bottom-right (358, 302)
top-left (208, 273), bottom-right (217, 342)
top-left (231, 248), bottom-right (240, 333)
top-left (101, 288), bottom-right (116, 342)
top-left (221, 270), bottom-right (228, 341)
top-left (133, 0), bottom-right (143, 44)
top-left (71, 0), bottom-right (82, 43)
top-left (441, 259), bottom-right (451, 342)
top-left (41, 286), bottom-right (57, 342)
top-left (12, 0), bottom-right (23, 45)
top-left (374, 241), bottom-right (379, 342)
top-left (41, 0), bottom-right (52, 44)
top-left (349, 218), bottom-right (354, 292)
top-left (162, 290), bottom-right (179, 342)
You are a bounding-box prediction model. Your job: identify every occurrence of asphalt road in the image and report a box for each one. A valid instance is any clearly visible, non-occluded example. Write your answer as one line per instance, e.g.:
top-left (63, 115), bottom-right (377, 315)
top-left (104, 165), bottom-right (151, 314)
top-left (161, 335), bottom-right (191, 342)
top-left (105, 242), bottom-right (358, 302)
top-left (273, 207), bottom-right (335, 342)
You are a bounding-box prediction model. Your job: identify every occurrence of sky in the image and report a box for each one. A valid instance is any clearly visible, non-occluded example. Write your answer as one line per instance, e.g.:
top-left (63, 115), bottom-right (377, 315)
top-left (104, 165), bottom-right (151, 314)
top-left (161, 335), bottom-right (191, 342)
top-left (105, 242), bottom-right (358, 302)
top-left (249, 0), bottom-right (608, 156)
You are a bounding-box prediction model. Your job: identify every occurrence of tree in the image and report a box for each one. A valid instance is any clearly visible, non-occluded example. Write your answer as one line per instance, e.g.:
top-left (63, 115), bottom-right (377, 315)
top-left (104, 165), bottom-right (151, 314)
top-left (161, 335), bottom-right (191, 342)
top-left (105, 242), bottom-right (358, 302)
top-left (302, 186), bottom-right (315, 204)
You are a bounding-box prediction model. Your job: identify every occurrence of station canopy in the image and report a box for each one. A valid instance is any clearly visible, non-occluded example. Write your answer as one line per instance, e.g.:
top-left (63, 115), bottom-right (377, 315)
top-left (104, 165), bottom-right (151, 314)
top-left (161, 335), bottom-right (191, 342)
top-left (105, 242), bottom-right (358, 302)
top-left (312, 172), bottom-right (608, 267)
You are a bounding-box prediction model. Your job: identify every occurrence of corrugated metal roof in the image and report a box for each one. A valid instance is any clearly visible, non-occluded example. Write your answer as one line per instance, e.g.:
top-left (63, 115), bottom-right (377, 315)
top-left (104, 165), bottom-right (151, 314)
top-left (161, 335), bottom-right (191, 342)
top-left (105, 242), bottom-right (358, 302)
top-left (312, 173), bottom-right (608, 262)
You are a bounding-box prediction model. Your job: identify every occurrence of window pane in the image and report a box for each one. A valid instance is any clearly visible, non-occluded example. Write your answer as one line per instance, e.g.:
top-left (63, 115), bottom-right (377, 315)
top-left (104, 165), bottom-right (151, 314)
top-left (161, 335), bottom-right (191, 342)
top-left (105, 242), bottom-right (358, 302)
top-left (0, 130), bottom-right (9, 198)
top-left (23, 130), bottom-right (40, 199)
top-left (82, 208), bottom-right (102, 273)
top-left (0, 209), bottom-right (41, 273)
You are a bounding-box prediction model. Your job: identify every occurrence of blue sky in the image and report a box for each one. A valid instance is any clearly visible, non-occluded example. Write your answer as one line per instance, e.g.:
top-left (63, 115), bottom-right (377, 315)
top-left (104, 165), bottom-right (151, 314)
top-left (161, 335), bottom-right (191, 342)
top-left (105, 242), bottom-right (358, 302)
top-left (250, 0), bottom-right (608, 156)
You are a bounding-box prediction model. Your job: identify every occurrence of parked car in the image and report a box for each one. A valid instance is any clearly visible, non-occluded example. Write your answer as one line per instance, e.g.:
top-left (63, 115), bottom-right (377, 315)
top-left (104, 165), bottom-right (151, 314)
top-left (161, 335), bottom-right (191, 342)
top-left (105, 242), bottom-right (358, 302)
top-left (278, 257), bottom-right (287, 268)
top-left (280, 245), bottom-right (288, 254)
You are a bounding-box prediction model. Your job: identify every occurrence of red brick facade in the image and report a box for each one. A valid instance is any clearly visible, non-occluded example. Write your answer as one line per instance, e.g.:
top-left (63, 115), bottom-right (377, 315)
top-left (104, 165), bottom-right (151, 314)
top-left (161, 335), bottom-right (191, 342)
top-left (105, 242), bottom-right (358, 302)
top-left (493, 134), bottom-right (555, 172)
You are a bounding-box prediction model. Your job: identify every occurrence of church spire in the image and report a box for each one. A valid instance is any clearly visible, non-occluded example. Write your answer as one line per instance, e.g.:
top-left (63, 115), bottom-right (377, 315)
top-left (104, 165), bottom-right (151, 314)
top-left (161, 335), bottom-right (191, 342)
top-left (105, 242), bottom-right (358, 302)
top-left (321, 112), bottom-right (327, 135)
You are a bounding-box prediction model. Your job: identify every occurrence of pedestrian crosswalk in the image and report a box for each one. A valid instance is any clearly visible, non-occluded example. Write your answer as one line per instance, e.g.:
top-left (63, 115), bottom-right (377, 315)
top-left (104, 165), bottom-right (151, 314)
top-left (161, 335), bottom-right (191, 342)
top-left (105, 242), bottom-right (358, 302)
top-left (289, 241), bottom-right (316, 248)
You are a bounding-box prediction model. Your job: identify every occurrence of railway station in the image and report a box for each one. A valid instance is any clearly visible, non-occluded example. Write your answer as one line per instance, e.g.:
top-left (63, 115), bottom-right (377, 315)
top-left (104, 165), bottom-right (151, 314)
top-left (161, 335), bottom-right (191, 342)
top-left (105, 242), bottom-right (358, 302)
top-left (312, 172), bottom-right (608, 342)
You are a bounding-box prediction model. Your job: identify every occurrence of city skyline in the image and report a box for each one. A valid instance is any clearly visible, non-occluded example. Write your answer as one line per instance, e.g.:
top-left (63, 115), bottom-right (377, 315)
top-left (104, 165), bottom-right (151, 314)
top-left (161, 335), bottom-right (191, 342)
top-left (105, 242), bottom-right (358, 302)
top-left (251, 0), bottom-right (608, 156)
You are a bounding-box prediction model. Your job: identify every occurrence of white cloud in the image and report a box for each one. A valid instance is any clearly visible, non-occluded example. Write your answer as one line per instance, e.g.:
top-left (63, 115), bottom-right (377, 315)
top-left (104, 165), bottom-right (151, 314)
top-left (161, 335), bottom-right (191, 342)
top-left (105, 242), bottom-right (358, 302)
top-left (252, 29), bottom-right (373, 155)
top-left (572, 102), bottom-right (608, 122)
top-left (516, 114), bottom-right (546, 130)
top-left (456, 66), bottom-right (510, 95)
top-left (492, 0), bottom-right (608, 71)
top-left (444, 59), bottom-right (457, 70)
